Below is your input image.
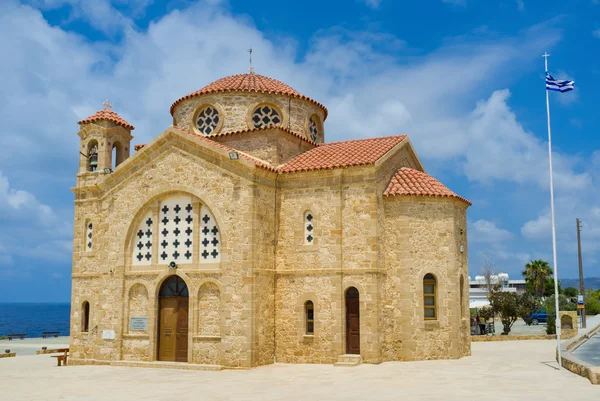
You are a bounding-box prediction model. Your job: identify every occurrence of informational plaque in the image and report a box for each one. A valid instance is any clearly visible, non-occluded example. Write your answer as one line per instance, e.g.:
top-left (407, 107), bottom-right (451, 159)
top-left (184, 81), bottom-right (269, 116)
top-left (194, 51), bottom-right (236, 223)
top-left (130, 317), bottom-right (148, 331)
top-left (101, 330), bottom-right (115, 340)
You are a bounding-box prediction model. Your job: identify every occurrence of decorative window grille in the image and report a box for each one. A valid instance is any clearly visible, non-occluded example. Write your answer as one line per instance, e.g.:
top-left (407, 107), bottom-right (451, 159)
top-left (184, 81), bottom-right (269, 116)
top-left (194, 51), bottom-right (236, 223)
top-left (304, 211), bottom-right (314, 244)
top-left (251, 104), bottom-right (281, 128)
top-left (158, 197), bottom-right (194, 264)
top-left (200, 205), bottom-right (220, 262)
top-left (196, 106), bottom-right (220, 135)
top-left (305, 301), bottom-right (314, 335)
top-left (85, 222), bottom-right (93, 251)
top-left (132, 212), bottom-right (153, 265)
top-left (423, 273), bottom-right (437, 320)
top-left (309, 116), bottom-right (319, 142)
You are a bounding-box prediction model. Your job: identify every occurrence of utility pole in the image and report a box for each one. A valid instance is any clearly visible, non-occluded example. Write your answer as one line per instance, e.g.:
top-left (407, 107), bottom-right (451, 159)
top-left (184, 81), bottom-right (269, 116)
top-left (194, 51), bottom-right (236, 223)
top-left (577, 218), bottom-right (586, 328)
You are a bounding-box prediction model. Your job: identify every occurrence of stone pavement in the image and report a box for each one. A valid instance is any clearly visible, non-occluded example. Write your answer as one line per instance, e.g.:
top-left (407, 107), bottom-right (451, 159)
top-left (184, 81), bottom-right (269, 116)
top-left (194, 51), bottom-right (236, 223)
top-left (2, 339), bottom-right (600, 401)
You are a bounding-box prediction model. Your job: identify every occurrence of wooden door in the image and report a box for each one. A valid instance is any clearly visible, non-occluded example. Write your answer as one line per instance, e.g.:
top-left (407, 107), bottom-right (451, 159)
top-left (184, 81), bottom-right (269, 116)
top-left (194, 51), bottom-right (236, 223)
top-left (176, 298), bottom-right (189, 362)
top-left (346, 288), bottom-right (360, 354)
top-left (158, 297), bottom-right (178, 361)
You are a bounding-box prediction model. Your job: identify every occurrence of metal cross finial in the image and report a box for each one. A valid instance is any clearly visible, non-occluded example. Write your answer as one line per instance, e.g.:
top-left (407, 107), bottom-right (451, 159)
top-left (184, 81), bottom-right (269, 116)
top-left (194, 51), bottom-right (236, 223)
top-left (248, 47), bottom-right (254, 74)
top-left (542, 52), bottom-right (550, 72)
top-left (103, 99), bottom-right (112, 110)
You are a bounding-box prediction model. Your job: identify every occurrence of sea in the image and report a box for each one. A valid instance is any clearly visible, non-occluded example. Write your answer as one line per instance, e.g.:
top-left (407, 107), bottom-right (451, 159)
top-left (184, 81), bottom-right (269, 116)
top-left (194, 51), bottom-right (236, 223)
top-left (0, 303), bottom-right (71, 338)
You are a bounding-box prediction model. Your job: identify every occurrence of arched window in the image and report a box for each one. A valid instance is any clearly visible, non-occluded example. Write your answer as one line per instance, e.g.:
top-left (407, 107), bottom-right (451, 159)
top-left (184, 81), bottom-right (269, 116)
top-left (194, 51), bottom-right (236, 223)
top-left (423, 273), bottom-right (437, 320)
top-left (304, 210), bottom-right (314, 244)
top-left (131, 195), bottom-right (221, 266)
top-left (308, 115), bottom-right (321, 142)
top-left (82, 301), bottom-right (90, 332)
top-left (251, 104), bottom-right (282, 128)
top-left (460, 275), bottom-right (465, 318)
top-left (305, 301), bottom-right (314, 335)
top-left (85, 221), bottom-right (93, 251)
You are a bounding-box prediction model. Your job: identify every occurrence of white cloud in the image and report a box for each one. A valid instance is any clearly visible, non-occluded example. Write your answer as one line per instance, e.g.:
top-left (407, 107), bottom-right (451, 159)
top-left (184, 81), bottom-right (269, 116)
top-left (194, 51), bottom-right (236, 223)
top-left (0, 170), bottom-right (59, 226)
top-left (594, 29), bottom-right (600, 38)
top-left (517, 0), bottom-right (525, 11)
top-left (470, 219), bottom-right (513, 243)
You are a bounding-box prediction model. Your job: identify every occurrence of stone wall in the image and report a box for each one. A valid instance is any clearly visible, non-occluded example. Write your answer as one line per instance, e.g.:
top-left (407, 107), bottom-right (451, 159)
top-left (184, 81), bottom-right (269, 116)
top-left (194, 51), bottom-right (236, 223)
top-left (172, 93), bottom-right (326, 143)
top-left (381, 197), bottom-right (469, 361)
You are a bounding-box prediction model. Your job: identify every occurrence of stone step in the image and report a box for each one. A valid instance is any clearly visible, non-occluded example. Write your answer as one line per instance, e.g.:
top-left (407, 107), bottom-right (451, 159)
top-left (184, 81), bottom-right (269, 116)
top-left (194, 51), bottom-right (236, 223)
top-left (110, 360), bottom-right (222, 371)
top-left (334, 354), bottom-right (362, 367)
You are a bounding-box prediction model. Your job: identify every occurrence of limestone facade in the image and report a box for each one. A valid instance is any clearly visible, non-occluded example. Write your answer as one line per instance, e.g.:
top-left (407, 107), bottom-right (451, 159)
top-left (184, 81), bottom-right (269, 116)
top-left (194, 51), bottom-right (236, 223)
top-left (69, 73), bottom-right (471, 369)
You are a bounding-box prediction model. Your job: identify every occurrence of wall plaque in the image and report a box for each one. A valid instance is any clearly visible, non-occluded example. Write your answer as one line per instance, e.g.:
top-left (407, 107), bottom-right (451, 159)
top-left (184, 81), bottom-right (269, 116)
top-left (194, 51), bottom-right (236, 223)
top-left (101, 330), bottom-right (115, 340)
top-left (130, 317), bottom-right (148, 331)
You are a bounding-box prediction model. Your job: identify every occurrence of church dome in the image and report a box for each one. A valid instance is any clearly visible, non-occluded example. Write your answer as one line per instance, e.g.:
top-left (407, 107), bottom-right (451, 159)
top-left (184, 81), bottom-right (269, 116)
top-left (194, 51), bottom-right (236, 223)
top-left (170, 74), bottom-right (328, 119)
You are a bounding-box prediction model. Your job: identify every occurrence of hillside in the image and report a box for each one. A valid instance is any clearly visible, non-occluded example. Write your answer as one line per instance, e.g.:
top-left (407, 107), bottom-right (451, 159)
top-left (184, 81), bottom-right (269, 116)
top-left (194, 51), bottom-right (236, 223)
top-left (560, 277), bottom-right (600, 291)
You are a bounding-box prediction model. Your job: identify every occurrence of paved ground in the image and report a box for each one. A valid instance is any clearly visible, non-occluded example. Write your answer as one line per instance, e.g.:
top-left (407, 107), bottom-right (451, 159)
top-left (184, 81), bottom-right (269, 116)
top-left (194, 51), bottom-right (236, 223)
top-left (2, 339), bottom-right (600, 401)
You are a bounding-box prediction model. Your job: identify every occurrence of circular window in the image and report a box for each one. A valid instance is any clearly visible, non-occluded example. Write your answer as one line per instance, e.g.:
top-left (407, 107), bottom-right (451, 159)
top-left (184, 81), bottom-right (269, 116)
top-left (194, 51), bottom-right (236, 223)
top-left (308, 116), bottom-right (319, 142)
top-left (251, 104), bottom-right (282, 129)
top-left (195, 106), bottom-right (220, 136)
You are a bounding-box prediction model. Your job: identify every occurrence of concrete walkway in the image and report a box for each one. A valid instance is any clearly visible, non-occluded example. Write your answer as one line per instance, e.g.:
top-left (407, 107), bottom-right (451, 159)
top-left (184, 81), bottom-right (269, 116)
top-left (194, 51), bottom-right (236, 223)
top-left (1, 340), bottom-right (600, 401)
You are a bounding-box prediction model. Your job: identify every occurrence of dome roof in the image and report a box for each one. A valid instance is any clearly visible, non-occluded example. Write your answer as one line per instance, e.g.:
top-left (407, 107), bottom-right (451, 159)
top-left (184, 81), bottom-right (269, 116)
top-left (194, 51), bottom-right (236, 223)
top-left (170, 73), bottom-right (328, 119)
top-left (78, 108), bottom-right (135, 130)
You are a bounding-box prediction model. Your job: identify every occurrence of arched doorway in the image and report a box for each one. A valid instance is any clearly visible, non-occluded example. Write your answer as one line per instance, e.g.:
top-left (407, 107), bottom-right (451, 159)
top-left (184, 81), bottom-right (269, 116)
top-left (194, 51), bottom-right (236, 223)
top-left (345, 287), bottom-right (360, 354)
top-left (157, 275), bottom-right (189, 362)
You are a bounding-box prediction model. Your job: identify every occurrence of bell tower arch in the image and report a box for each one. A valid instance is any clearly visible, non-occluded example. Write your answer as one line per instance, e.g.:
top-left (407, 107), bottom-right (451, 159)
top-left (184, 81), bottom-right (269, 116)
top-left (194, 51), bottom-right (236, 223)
top-left (76, 100), bottom-right (134, 177)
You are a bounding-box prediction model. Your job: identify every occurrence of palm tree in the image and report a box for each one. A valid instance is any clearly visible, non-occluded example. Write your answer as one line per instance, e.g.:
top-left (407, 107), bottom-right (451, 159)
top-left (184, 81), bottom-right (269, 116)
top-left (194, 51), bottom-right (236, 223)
top-left (522, 260), bottom-right (553, 298)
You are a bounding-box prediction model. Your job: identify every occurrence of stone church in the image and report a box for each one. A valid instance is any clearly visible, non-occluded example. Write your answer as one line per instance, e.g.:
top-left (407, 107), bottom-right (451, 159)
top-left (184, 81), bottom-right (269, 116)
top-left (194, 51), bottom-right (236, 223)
top-left (70, 71), bottom-right (471, 369)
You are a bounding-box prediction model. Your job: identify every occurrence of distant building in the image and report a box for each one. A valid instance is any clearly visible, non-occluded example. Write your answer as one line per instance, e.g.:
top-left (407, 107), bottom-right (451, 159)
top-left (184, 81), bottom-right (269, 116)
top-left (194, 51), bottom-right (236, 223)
top-left (468, 274), bottom-right (526, 308)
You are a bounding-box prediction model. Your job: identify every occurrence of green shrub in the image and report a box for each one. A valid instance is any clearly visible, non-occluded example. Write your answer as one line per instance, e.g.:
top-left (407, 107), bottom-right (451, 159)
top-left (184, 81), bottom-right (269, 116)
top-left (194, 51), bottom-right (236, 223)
top-left (0, 336), bottom-right (7, 340)
top-left (585, 297), bottom-right (600, 315)
top-left (546, 313), bottom-right (556, 335)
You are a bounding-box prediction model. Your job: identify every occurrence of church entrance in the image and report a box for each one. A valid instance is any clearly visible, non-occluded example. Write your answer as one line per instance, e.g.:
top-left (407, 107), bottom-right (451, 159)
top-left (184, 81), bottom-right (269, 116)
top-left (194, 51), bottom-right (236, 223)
top-left (345, 287), bottom-right (360, 354)
top-left (157, 276), bottom-right (189, 362)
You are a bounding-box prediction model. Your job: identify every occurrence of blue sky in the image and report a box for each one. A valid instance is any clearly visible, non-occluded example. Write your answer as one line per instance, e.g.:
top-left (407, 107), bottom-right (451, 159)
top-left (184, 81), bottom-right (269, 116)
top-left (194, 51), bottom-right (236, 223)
top-left (1, 0), bottom-right (599, 302)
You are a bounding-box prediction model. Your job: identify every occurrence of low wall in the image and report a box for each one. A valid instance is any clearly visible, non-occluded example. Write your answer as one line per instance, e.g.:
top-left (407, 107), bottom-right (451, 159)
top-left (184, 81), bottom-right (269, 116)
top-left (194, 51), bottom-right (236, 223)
top-left (0, 352), bottom-right (16, 358)
top-left (472, 330), bottom-right (577, 342)
top-left (558, 322), bottom-right (600, 384)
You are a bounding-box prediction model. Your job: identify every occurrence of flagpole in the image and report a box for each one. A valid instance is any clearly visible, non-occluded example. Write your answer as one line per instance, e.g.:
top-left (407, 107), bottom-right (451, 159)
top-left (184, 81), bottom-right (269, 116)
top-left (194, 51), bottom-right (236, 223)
top-left (543, 52), bottom-right (562, 370)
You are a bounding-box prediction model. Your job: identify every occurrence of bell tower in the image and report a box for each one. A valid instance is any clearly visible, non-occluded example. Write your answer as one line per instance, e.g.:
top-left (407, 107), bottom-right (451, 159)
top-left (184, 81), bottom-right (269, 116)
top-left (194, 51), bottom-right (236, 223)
top-left (76, 100), bottom-right (134, 180)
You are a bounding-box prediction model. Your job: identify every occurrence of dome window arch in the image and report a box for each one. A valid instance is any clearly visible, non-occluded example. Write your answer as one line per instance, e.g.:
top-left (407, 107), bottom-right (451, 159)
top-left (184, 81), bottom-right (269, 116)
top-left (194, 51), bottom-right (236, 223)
top-left (308, 115), bottom-right (322, 142)
top-left (250, 103), bottom-right (283, 129)
top-left (193, 104), bottom-right (223, 136)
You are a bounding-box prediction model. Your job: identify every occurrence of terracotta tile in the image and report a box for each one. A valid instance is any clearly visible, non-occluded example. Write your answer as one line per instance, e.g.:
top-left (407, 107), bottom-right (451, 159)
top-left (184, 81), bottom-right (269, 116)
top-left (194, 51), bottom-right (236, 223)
top-left (384, 167), bottom-right (471, 205)
top-left (78, 109), bottom-right (134, 130)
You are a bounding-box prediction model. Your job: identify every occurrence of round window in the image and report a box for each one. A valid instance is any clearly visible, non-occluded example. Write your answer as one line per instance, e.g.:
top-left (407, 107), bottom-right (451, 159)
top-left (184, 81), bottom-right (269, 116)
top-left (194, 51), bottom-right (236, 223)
top-left (251, 105), bottom-right (282, 128)
top-left (196, 106), bottom-right (220, 136)
top-left (308, 116), bottom-right (319, 142)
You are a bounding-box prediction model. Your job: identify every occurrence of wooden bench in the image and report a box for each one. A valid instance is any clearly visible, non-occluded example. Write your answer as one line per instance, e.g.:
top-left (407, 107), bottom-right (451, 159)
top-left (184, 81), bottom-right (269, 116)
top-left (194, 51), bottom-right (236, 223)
top-left (41, 331), bottom-right (60, 338)
top-left (50, 348), bottom-right (69, 366)
top-left (7, 334), bottom-right (26, 340)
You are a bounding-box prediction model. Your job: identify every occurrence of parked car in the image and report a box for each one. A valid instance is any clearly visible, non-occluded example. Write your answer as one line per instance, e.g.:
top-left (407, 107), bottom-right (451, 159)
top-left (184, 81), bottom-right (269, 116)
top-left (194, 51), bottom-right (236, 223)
top-left (529, 310), bottom-right (548, 325)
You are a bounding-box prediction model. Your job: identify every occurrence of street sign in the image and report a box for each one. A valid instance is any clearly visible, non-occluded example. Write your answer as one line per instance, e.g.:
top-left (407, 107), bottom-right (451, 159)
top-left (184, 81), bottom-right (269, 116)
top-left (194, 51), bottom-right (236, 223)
top-left (578, 304), bottom-right (584, 309)
top-left (577, 295), bottom-right (584, 305)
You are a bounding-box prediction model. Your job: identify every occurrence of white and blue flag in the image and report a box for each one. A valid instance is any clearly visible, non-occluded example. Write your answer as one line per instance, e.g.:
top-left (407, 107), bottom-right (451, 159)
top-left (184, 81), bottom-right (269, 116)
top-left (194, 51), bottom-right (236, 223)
top-left (546, 72), bottom-right (575, 93)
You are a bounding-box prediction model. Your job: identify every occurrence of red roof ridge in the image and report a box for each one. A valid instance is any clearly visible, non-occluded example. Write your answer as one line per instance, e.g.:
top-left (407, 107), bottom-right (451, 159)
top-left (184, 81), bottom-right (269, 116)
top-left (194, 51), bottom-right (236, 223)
top-left (384, 167), bottom-right (471, 205)
top-left (278, 134), bottom-right (407, 174)
top-left (170, 73), bottom-right (328, 119)
top-left (78, 109), bottom-right (135, 130)
top-left (207, 125), bottom-right (317, 146)
top-left (317, 134), bottom-right (408, 147)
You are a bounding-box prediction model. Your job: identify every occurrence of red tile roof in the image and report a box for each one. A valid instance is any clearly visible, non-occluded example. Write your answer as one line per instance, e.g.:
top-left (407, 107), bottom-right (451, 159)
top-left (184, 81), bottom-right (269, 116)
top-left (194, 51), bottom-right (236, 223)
top-left (278, 135), bottom-right (407, 173)
top-left (170, 74), bottom-right (328, 119)
top-left (384, 167), bottom-right (471, 205)
top-left (78, 109), bottom-right (135, 130)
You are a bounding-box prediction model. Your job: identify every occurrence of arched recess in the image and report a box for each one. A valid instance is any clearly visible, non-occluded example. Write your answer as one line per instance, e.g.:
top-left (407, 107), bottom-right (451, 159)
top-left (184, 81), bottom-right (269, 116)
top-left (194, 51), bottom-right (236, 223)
top-left (128, 283), bottom-right (149, 333)
top-left (126, 192), bottom-right (221, 268)
top-left (86, 140), bottom-right (99, 172)
top-left (197, 282), bottom-right (221, 336)
top-left (112, 141), bottom-right (125, 169)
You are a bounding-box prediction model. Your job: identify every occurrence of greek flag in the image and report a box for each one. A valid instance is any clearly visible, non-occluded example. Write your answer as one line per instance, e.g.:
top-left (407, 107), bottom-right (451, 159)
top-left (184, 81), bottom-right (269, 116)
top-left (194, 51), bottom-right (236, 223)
top-left (546, 72), bottom-right (575, 93)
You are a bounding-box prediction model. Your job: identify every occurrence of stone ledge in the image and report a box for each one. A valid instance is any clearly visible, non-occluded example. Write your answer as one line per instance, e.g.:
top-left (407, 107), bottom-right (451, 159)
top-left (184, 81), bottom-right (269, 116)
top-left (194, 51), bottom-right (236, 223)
top-left (36, 349), bottom-right (68, 355)
top-left (123, 334), bottom-right (149, 340)
top-left (558, 321), bottom-right (600, 384)
top-left (192, 335), bottom-right (221, 342)
top-left (111, 360), bottom-right (222, 371)
top-left (0, 352), bottom-right (16, 358)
